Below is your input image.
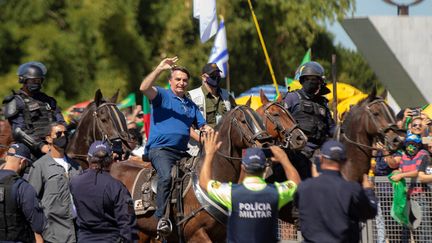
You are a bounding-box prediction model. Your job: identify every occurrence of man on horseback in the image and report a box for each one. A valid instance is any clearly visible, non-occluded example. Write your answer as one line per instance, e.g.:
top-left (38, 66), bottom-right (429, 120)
top-left (187, 63), bottom-right (236, 156)
top-left (2, 62), bottom-right (65, 158)
top-left (283, 61), bottom-right (335, 179)
top-left (199, 130), bottom-right (301, 243)
top-left (139, 57), bottom-right (212, 236)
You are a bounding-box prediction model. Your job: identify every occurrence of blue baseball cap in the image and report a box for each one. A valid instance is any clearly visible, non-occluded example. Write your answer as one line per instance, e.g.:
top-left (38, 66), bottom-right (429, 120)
top-left (242, 148), bottom-right (267, 172)
top-left (88, 141), bottom-right (112, 157)
top-left (7, 143), bottom-right (32, 162)
top-left (405, 133), bottom-right (422, 145)
top-left (320, 140), bottom-right (347, 163)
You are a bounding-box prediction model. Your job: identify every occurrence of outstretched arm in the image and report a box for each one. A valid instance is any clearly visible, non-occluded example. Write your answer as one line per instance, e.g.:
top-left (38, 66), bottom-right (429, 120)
top-left (270, 146), bottom-right (301, 185)
top-left (140, 57), bottom-right (178, 100)
top-left (199, 130), bottom-right (221, 191)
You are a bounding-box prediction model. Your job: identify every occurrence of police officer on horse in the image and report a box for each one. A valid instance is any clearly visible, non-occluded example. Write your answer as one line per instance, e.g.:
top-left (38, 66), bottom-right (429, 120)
top-left (283, 61), bottom-right (335, 179)
top-left (2, 62), bottom-right (65, 158)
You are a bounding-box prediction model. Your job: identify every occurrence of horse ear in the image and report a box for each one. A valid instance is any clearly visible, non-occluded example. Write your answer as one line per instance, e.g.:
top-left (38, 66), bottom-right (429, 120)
top-left (110, 89), bottom-right (120, 103)
top-left (245, 96), bottom-right (252, 108)
top-left (260, 89), bottom-right (269, 104)
top-left (368, 86), bottom-right (377, 101)
top-left (277, 93), bottom-right (283, 102)
top-left (379, 89), bottom-right (387, 99)
top-left (94, 89), bottom-right (103, 107)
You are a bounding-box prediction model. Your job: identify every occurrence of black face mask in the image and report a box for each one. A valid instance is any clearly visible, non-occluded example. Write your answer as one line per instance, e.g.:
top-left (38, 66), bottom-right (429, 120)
top-left (302, 81), bottom-right (321, 96)
top-left (26, 83), bottom-right (42, 93)
top-left (53, 135), bottom-right (68, 149)
top-left (206, 76), bottom-right (221, 87)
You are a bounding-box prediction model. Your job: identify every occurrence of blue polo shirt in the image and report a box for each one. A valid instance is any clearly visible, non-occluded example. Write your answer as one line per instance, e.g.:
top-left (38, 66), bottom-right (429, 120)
top-left (146, 87), bottom-right (206, 151)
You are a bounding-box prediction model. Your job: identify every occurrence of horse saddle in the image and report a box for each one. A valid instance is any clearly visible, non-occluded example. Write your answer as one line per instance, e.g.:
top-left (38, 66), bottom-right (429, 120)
top-left (131, 156), bottom-right (200, 216)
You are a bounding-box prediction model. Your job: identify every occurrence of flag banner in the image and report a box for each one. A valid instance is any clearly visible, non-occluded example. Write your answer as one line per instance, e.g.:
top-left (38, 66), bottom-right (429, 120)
top-left (142, 95), bottom-right (151, 139)
top-left (208, 19), bottom-right (229, 78)
top-left (118, 93), bottom-right (136, 109)
top-left (294, 49), bottom-right (312, 81)
top-left (193, 0), bottom-right (218, 43)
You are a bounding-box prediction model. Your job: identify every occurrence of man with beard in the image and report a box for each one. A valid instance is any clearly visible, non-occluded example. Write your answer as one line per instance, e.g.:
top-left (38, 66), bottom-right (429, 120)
top-left (283, 61), bottom-right (335, 179)
top-left (28, 122), bottom-right (82, 243)
top-left (0, 143), bottom-right (45, 243)
top-left (2, 62), bottom-right (65, 158)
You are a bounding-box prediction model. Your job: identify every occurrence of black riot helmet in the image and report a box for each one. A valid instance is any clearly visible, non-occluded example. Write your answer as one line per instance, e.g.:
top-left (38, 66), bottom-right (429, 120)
top-left (296, 61), bottom-right (325, 84)
top-left (17, 62), bottom-right (47, 83)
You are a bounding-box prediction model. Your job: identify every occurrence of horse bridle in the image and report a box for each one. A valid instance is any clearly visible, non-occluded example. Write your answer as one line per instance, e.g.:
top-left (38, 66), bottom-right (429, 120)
top-left (262, 101), bottom-right (299, 148)
top-left (217, 106), bottom-right (271, 160)
top-left (343, 99), bottom-right (399, 151)
top-left (92, 102), bottom-right (132, 150)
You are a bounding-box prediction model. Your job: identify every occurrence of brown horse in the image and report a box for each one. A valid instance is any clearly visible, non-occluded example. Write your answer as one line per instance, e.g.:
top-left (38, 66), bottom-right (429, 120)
top-left (340, 88), bottom-right (403, 182)
top-left (110, 105), bottom-right (273, 242)
top-left (0, 120), bottom-right (13, 160)
top-left (66, 89), bottom-right (132, 169)
top-left (255, 90), bottom-right (307, 151)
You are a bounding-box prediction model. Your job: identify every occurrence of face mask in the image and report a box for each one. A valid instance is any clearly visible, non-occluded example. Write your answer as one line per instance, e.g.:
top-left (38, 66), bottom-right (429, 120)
top-left (27, 83), bottom-right (42, 93)
top-left (53, 135), bottom-right (68, 149)
top-left (206, 76), bottom-right (221, 87)
top-left (302, 80), bottom-right (321, 96)
top-left (405, 144), bottom-right (420, 156)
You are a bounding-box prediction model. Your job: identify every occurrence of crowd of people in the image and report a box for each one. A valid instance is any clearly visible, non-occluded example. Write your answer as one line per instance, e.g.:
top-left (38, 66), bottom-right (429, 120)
top-left (0, 57), bottom-right (430, 243)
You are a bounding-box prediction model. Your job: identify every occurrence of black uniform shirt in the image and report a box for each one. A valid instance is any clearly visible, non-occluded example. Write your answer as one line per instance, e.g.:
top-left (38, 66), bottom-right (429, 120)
top-left (295, 170), bottom-right (378, 243)
top-left (70, 169), bottom-right (137, 242)
top-left (0, 170), bottom-right (46, 234)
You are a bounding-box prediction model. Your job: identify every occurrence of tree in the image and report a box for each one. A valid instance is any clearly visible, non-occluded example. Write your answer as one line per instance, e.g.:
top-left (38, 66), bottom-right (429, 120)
top-left (0, 0), bottom-right (381, 111)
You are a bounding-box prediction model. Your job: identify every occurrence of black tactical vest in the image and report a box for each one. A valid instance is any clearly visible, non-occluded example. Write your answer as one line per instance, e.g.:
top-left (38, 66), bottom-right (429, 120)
top-left (0, 174), bottom-right (33, 242)
top-left (292, 91), bottom-right (329, 145)
top-left (17, 92), bottom-right (56, 142)
top-left (228, 183), bottom-right (279, 243)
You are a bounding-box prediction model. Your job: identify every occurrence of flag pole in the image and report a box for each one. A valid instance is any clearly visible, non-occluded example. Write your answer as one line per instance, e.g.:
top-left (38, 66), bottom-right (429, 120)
top-left (246, 0), bottom-right (279, 97)
top-left (226, 62), bottom-right (231, 92)
top-left (332, 54), bottom-right (338, 124)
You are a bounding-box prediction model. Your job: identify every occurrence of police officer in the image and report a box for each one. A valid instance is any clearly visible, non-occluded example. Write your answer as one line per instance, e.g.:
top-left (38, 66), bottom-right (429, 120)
top-left (70, 141), bottom-right (137, 242)
top-left (187, 63), bottom-right (236, 156)
top-left (2, 62), bottom-right (65, 158)
top-left (283, 61), bottom-right (335, 179)
top-left (199, 131), bottom-right (301, 243)
top-left (295, 140), bottom-right (377, 243)
top-left (0, 143), bottom-right (46, 243)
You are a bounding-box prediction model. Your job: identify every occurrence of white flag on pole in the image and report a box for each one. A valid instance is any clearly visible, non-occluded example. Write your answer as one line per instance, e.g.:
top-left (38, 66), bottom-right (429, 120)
top-left (193, 0), bottom-right (218, 43)
top-left (208, 19), bottom-right (228, 78)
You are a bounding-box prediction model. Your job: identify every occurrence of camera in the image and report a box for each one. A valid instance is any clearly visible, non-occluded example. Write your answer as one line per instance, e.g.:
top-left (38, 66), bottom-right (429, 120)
top-left (411, 108), bottom-right (421, 117)
top-left (262, 148), bottom-right (273, 158)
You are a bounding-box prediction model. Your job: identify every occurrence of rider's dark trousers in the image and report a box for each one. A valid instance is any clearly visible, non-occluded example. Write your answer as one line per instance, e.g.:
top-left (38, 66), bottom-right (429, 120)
top-left (148, 147), bottom-right (183, 219)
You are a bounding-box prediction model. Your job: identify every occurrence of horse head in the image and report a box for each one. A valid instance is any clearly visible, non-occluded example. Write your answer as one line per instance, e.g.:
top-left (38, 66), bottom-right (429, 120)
top-left (216, 105), bottom-right (273, 154)
top-left (256, 90), bottom-right (307, 150)
top-left (67, 89), bottom-right (131, 166)
top-left (360, 88), bottom-right (403, 151)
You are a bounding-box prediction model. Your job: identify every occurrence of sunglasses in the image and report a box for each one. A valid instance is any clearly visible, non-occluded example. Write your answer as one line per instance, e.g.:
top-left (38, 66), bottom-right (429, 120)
top-left (55, 131), bottom-right (69, 138)
top-left (412, 123), bottom-right (422, 128)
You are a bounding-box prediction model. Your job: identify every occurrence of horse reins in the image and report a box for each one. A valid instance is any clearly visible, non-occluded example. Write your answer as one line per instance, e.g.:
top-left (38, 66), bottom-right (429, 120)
top-left (342, 99), bottom-right (400, 156)
top-left (262, 102), bottom-right (299, 148)
top-left (216, 106), bottom-right (269, 160)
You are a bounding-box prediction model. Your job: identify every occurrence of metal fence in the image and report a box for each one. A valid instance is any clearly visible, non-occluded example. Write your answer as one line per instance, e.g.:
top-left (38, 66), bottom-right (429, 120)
top-left (277, 176), bottom-right (432, 243)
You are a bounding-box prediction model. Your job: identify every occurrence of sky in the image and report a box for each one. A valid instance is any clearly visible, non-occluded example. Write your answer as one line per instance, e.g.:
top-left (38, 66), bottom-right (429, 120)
top-left (329, 0), bottom-right (432, 50)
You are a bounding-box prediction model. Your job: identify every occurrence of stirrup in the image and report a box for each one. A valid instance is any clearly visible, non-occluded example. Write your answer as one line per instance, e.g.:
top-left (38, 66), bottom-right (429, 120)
top-left (157, 218), bottom-right (173, 237)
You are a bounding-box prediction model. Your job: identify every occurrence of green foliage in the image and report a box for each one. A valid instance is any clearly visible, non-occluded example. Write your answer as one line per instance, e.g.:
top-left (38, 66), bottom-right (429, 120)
top-left (0, 0), bottom-right (381, 111)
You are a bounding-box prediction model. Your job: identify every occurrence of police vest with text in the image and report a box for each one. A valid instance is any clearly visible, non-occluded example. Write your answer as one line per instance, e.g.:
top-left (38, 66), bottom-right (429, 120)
top-left (228, 183), bottom-right (279, 243)
top-left (0, 174), bottom-right (33, 242)
top-left (292, 91), bottom-right (329, 145)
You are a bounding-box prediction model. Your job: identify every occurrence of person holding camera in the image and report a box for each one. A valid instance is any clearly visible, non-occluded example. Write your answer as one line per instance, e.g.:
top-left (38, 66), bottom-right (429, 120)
top-left (199, 130), bottom-right (300, 243)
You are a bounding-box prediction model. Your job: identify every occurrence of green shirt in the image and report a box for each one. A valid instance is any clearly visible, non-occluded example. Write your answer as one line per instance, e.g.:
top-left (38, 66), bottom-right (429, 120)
top-left (201, 86), bottom-right (229, 128)
top-left (206, 176), bottom-right (297, 210)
